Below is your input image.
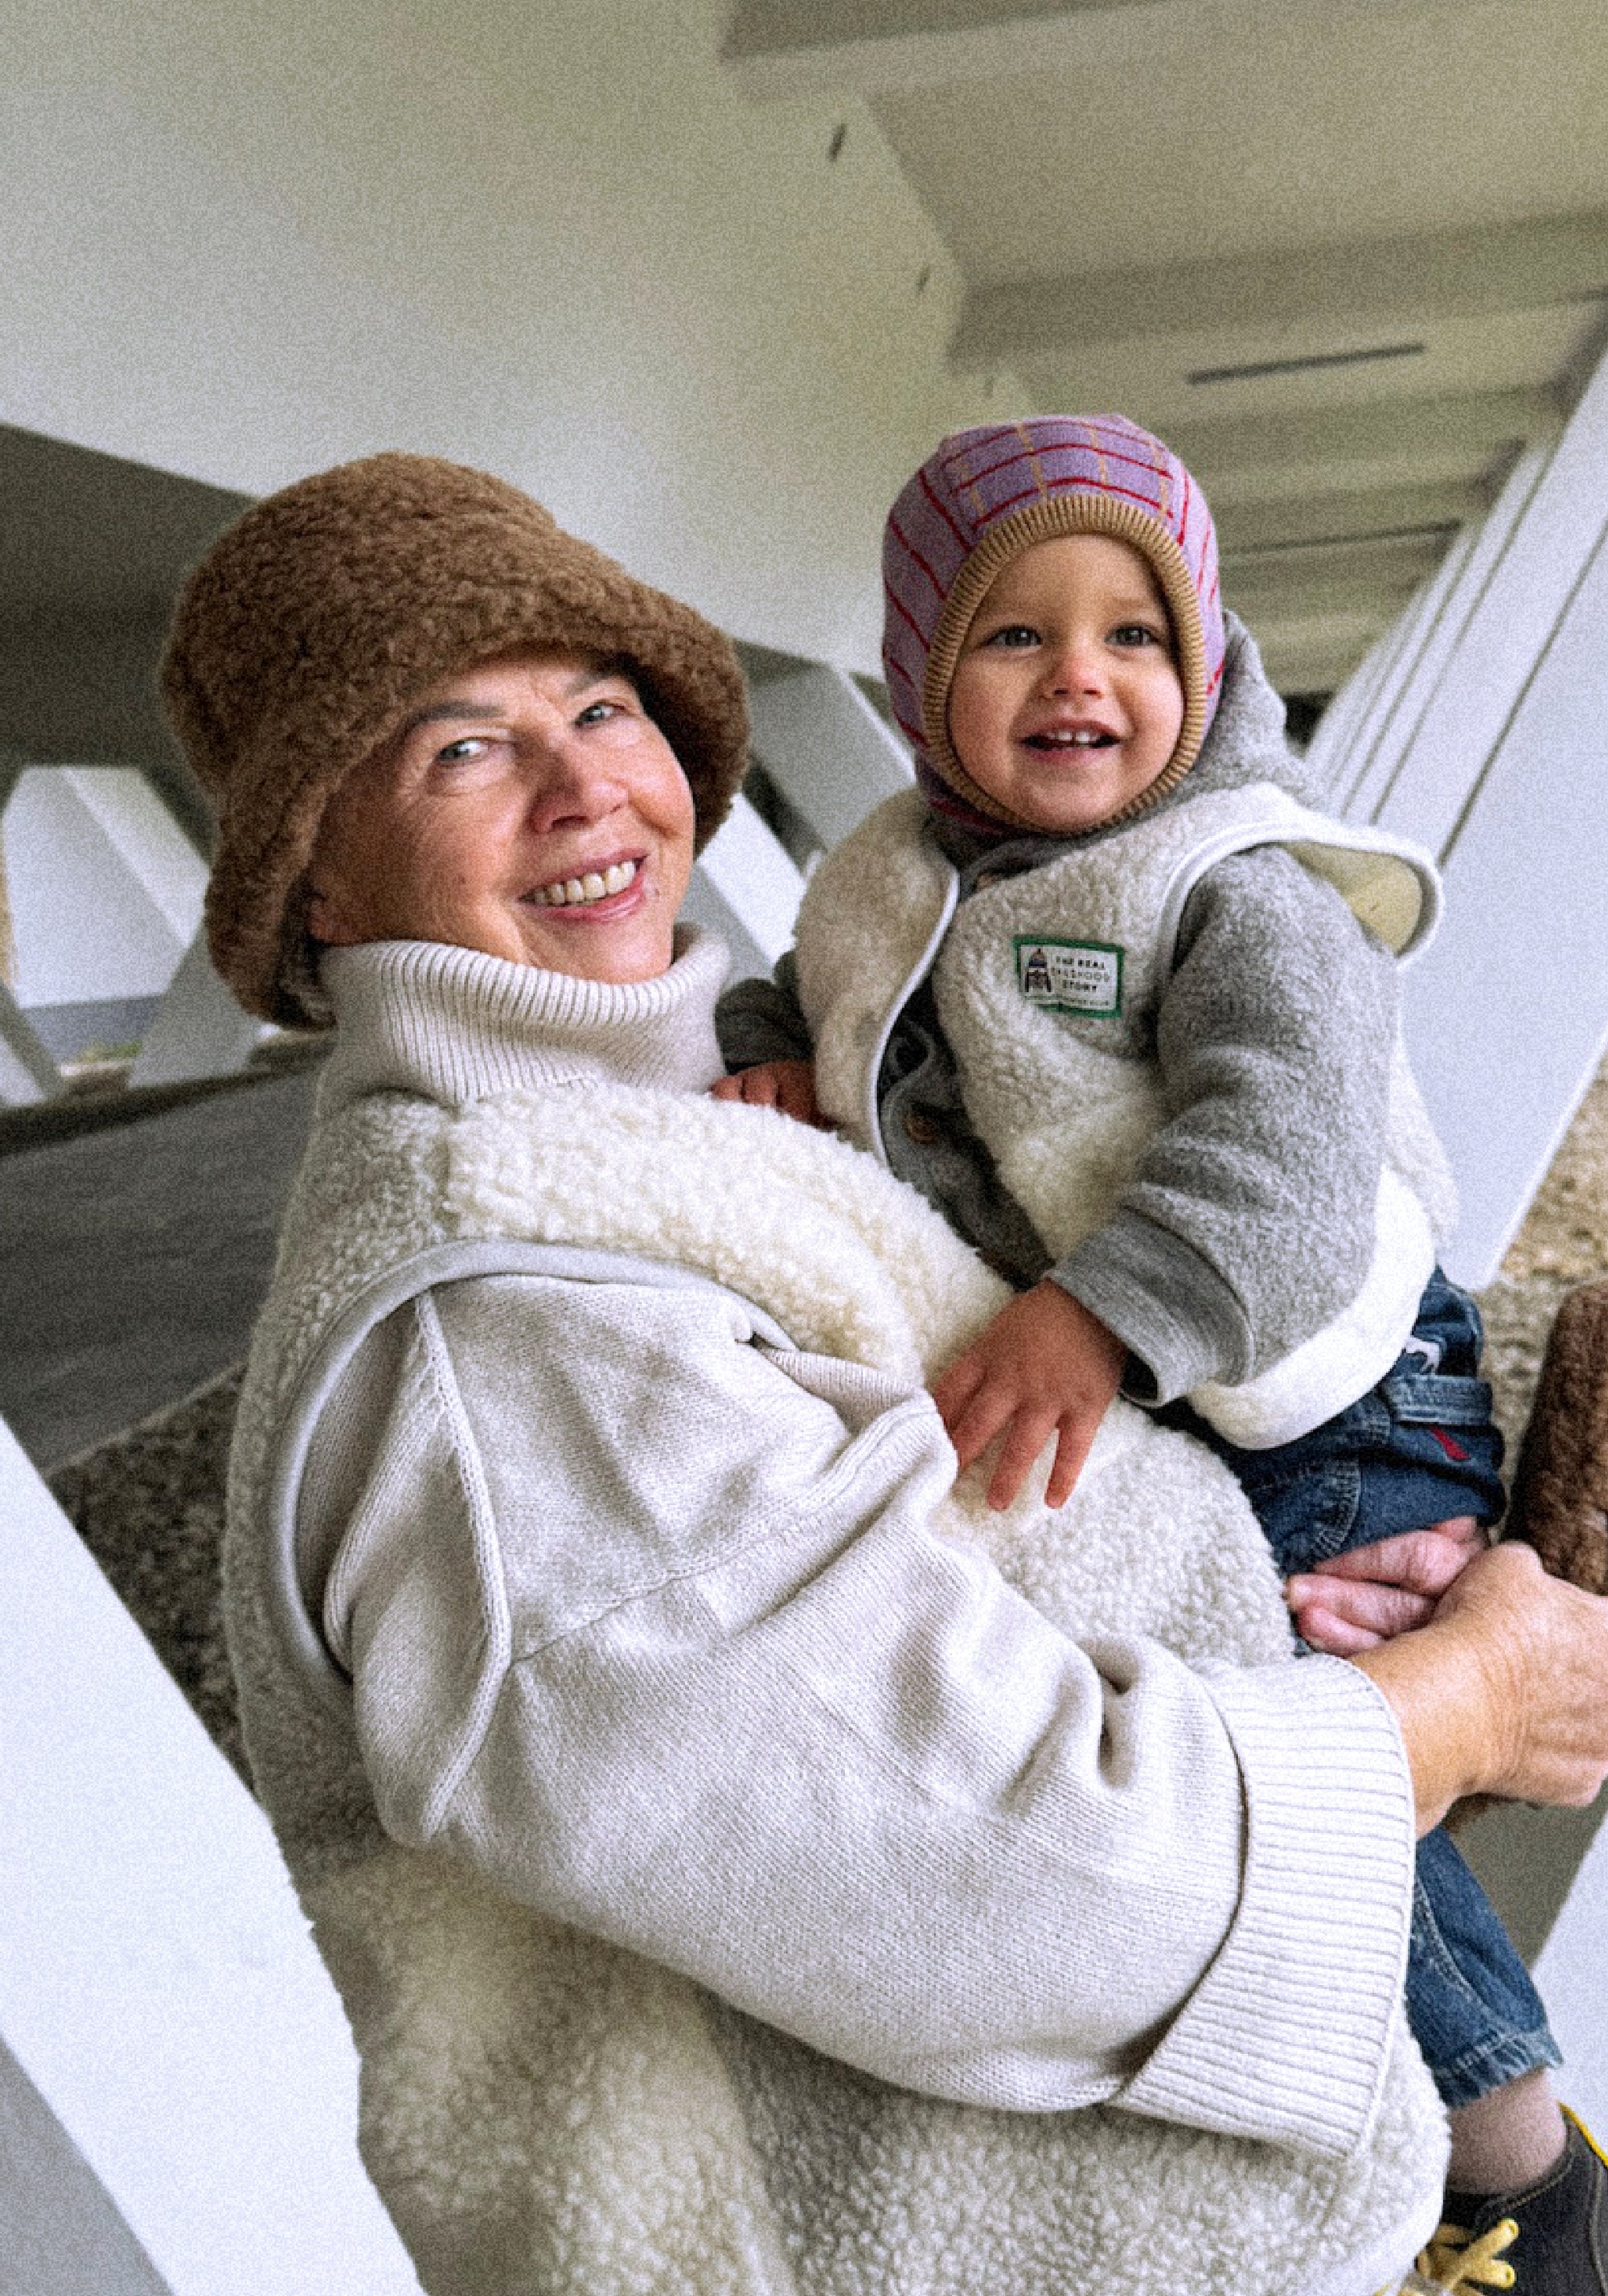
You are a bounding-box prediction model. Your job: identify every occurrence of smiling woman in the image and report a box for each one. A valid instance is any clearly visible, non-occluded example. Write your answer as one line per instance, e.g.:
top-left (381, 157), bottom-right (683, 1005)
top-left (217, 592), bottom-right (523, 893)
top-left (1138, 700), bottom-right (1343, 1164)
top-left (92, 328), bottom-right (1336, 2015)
top-left (306, 651), bottom-right (697, 983)
top-left (156, 452), bottom-right (1608, 2296)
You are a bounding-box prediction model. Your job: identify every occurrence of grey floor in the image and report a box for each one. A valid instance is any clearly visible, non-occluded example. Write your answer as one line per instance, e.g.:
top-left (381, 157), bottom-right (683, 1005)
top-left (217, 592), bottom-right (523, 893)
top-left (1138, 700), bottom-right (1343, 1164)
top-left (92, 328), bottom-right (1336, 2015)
top-left (0, 1068), bottom-right (318, 1473)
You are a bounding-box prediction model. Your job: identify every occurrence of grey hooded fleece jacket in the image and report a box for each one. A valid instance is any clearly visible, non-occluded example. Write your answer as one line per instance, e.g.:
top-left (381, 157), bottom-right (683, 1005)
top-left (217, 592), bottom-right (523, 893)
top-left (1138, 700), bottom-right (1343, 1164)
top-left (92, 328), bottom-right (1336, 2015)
top-left (717, 616), bottom-right (1406, 1404)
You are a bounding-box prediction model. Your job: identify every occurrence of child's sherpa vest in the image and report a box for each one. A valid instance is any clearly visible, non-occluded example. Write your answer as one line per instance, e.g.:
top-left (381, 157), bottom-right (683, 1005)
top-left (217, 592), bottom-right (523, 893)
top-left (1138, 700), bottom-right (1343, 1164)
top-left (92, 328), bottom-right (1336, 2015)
top-left (795, 782), bottom-right (1458, 1449)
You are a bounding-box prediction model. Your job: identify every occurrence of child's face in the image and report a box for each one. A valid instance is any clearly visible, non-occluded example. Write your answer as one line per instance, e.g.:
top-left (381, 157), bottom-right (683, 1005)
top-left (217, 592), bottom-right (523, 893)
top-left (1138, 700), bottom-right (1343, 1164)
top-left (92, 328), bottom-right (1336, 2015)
top-left (946, 535), bottom-right (1185, 834)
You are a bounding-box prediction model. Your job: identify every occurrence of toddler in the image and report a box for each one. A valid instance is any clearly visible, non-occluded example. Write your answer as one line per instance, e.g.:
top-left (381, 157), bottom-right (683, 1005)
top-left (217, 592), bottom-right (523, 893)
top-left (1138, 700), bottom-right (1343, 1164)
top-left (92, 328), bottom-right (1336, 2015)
top-left (717, 415), bottom-right (1580, 2256)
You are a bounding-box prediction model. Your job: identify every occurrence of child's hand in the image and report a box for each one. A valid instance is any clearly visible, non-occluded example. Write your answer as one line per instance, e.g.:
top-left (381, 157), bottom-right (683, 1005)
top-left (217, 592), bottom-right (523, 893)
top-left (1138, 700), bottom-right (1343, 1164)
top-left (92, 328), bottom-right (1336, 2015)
top-left (1286, 1519), bottom-right (1485, 1654)
top-left (933, 1281), bottom-right (1126, 1511)
top-left (710, 1060), bottom-right (826, 1127)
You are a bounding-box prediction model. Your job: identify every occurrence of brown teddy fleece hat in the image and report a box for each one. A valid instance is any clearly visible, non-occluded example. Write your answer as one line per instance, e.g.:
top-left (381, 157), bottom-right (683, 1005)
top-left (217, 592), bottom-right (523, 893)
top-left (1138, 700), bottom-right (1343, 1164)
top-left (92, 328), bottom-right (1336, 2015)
top-left (162, 452), bottom-right (751, 1027)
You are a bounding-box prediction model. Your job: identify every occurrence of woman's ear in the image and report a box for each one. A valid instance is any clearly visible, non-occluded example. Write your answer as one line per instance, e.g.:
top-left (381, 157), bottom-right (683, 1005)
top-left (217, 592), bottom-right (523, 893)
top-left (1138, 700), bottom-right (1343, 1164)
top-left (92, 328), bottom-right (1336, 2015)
top-left (305, 868), bottom-right (363, 948)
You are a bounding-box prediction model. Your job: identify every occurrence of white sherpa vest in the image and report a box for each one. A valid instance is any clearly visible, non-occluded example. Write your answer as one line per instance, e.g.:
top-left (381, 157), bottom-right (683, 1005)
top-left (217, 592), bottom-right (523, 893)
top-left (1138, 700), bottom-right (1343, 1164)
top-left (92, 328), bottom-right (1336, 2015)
top-left (227, 1076), bottom-right (1445, 2296)
top-left (794, 784), bottom-right (1458, 1448)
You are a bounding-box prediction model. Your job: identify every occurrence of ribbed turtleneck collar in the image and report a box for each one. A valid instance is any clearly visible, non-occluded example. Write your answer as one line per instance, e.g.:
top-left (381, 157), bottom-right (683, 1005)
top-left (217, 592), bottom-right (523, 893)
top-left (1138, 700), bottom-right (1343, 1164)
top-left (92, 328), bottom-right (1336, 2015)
top-left (316, 929), bottom-right (732, 1115)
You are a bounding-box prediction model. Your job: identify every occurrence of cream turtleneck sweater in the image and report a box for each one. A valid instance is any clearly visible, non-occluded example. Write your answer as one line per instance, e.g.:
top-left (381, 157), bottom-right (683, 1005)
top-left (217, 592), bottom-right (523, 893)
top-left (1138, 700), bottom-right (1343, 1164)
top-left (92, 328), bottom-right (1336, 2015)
top-left (319, 926), bottom-right (730, 1110)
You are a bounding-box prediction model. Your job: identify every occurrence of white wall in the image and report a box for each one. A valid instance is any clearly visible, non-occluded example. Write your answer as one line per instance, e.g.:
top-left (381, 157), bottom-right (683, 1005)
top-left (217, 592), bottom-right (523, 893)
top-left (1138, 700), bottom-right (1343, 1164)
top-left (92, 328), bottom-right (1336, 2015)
top-left (0, 0), bottom-right (1011, 675)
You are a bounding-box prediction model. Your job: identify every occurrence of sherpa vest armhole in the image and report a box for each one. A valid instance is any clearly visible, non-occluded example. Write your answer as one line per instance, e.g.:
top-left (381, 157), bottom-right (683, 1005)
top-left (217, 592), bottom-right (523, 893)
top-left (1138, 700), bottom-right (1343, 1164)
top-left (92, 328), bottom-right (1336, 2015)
top-left (265, 1240), bottom-right (798, 1716)
top-left (1151, 789), bottom-right (1442, 977)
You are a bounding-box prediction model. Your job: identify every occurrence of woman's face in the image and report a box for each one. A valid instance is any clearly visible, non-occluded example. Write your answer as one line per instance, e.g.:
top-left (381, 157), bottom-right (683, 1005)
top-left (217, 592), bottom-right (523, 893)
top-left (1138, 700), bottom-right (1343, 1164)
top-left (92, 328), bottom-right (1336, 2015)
top-left (307, 650), bottom-right (697, 984)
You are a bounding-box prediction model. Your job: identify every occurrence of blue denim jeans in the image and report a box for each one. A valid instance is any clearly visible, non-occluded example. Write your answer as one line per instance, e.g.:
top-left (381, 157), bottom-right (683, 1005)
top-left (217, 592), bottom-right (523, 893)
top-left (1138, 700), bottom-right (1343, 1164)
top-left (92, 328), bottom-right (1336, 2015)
top-left (1166, 1271), bottom-right (1560, 2109)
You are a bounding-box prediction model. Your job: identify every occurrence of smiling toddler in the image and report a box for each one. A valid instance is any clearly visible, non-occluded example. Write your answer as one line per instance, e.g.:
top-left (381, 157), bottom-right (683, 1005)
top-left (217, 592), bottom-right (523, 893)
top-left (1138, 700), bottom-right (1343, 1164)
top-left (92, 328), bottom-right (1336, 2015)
top-left (716, 413), bottom-right (1576, 2219)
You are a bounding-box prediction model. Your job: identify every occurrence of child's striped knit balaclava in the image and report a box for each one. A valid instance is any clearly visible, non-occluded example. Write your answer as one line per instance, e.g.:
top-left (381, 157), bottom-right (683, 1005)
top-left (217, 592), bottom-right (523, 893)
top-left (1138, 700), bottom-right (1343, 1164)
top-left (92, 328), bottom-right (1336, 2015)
top-left (883, 415), bottom-right (1225, 835)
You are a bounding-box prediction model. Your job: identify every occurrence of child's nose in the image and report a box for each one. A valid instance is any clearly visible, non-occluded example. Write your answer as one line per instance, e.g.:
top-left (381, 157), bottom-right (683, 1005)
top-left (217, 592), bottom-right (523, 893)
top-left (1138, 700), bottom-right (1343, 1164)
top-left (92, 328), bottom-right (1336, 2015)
top-left (1040, 637), bottom-right (1106, 694)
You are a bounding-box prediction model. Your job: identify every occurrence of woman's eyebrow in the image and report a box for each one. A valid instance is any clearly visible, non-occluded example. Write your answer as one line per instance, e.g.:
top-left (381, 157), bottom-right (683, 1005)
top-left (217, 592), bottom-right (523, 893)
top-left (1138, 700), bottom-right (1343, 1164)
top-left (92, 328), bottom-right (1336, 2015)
top-left (398, 699), bottom-right (501, 735)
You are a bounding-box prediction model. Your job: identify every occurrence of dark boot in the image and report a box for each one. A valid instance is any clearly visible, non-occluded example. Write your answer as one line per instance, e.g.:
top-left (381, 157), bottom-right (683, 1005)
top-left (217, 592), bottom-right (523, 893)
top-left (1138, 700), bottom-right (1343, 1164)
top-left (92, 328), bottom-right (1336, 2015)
top-left (1417, 2109), bottom-right (1608, 2292)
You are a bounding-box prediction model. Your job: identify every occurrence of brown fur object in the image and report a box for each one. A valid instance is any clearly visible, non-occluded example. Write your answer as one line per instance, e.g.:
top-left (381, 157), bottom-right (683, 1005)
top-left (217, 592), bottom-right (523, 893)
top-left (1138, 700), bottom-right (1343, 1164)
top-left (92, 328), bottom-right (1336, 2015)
top-left (162, 453), bottom-right (751, 1028)
top-left (1508, 1277), bottom-right (1608, 1593)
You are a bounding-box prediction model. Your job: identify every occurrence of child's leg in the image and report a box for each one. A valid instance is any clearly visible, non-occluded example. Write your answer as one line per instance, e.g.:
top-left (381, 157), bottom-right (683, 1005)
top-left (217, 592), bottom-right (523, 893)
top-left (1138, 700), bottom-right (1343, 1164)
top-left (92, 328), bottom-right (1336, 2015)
top-left (1175, 1274), bottom-right (1562, 2119)
top-left (1409, 1822), bottom-right (1561, 2149)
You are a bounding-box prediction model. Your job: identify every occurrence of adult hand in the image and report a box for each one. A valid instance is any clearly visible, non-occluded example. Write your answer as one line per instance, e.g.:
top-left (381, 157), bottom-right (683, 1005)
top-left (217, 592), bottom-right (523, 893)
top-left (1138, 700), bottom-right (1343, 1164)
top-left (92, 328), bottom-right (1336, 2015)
top-left (933, 1281), bottom-right (1125, 1511)
top-left (710, 1060), bottom-right (827, 1126)
top-left (1286, 1518), bottom-right (1485, 1654)
top-left (1354, 1540), bottom-right (1608, 1831)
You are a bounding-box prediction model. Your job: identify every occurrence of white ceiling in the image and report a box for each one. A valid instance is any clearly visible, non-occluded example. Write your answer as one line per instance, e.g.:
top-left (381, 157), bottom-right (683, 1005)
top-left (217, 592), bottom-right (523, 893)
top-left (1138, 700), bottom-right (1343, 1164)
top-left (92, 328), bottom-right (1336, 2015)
top-left (725, 0), bottom-right (1608, 691)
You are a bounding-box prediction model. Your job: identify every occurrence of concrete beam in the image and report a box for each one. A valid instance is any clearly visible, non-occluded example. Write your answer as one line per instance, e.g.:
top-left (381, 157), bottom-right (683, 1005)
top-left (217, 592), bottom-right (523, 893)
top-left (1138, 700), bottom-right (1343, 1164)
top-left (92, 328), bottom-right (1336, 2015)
top-left (1215, 482), bottom-right (1482, 560)
top-left (0, 1417), bottom-right (422, 2294)
top-left (724, 0), bottom-right (1451, 97)
top-left (1226, 527), bottom-right (1453, 625)
top-left (0, 980), bottom-right (63, 1105)
top-left (1335, 433), bottom-right (1555, 820)
top-left (1165, 390), bottom-right (1555, 507)
top-left (953, 212), bottom-right (1608, 369)
top-left (748, 661), bottom-right (914, 854)
top-left (129, 927), bottom-right (270, 1089)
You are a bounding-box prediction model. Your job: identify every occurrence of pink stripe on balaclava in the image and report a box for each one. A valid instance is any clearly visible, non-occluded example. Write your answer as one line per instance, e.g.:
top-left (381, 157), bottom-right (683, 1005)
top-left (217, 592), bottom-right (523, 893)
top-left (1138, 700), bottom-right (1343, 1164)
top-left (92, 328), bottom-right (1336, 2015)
top-left (882, 416), bottom-right (1224, 833)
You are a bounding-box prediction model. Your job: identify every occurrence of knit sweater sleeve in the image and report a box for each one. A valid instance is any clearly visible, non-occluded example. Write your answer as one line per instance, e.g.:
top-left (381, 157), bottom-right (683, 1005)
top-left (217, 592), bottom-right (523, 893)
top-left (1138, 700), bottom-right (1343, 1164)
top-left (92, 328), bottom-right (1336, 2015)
top-left (305, 1265), bottom-right (1416, 2153)
top-left (1052, 846), bottom-right (1399, 1400)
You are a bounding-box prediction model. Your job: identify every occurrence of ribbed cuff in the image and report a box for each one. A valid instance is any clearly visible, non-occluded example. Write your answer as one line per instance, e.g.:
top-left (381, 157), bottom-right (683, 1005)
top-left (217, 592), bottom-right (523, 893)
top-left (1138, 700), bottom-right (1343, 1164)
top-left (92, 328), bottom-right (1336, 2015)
top-left (1121, 1654), bottom-right (1417, 2159)
top-left (1052, 1213), bottom-right (1255, 1400)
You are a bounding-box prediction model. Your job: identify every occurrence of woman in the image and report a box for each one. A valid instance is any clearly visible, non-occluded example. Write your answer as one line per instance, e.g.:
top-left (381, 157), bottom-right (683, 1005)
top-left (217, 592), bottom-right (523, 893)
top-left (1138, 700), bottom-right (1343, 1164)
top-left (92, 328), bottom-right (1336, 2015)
top-left (164, 453), bottom-right (1608, 2296)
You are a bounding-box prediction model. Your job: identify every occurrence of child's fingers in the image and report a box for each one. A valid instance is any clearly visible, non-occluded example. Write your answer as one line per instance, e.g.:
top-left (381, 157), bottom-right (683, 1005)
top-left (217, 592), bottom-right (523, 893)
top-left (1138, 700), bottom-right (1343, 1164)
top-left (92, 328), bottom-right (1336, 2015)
top-left (708, 1074), bottom-right (744, 1101)
top-left (1286, 1599), bottom-right (1385, 1657)
top-left (931, 1352), bottom-right (985, 1439)
top-left (937, 1375), bottom-right (1021, 1478)
top-left (1042, 1415), bottom-right (1097, 1508)
top-left (1286, 1572), bottom-right (1438, 1648)
top-left (986, 1406), bottom-right (1060, 1511)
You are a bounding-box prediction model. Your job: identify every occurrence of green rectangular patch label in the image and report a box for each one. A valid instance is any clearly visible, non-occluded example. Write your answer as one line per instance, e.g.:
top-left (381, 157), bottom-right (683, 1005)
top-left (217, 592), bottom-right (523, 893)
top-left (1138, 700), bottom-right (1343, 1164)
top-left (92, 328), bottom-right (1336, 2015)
top-left (1013, 936), bottom-right (1123, 1017)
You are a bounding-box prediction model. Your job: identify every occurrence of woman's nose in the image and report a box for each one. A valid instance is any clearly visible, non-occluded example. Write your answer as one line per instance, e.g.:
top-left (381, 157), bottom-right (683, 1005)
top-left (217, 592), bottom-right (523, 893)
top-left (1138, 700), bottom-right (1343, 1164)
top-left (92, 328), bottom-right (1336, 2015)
top-left (523, 726), bottom-right (623, 825)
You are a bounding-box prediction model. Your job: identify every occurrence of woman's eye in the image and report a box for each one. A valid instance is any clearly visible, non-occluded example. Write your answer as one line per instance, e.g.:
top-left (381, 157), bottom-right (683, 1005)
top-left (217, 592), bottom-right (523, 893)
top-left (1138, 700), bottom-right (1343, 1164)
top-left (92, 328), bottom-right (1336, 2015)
top-left (436, 736), bottom-right (488, 764)
top-left (575, 699), bottom-right (619, 727)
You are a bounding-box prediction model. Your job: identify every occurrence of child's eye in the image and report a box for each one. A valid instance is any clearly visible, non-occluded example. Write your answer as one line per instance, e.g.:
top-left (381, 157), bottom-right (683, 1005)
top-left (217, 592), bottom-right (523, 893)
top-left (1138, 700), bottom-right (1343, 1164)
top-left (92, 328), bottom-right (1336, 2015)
top-left (1110, 622), bottom-right (1167, 650)
top-left (984, 623), bottom-right (1040, 650)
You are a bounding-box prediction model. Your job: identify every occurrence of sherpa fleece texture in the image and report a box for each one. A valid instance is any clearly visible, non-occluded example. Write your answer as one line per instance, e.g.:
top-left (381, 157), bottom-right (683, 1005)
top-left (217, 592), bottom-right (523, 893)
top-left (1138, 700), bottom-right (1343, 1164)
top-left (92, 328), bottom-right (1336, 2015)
top-left (220, 936), bottom-right (1446, 2296)
top-left (160, 452), bottom-right (750, 1025)
top-left (794, 777), bottom-right (1452, 1447)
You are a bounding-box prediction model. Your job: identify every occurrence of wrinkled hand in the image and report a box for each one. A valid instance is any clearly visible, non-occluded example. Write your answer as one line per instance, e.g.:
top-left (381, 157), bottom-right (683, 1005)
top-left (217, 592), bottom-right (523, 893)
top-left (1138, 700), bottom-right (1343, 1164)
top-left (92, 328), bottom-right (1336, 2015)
top-left (1356, 1540), bottom-right (1608, 1827)
top-left (932, 1282), bottom-right (1125, 1511)
top-left (1286, 1518), bottom-right (1485, 1654)
top-left (709, 1060), bottom-right (827, 1127)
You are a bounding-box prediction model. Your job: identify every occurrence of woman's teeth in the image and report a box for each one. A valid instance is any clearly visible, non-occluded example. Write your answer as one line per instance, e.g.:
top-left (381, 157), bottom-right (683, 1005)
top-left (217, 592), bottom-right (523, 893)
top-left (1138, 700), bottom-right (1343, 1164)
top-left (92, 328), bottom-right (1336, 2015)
top-left (535, 859), bottom-right (638, 908)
